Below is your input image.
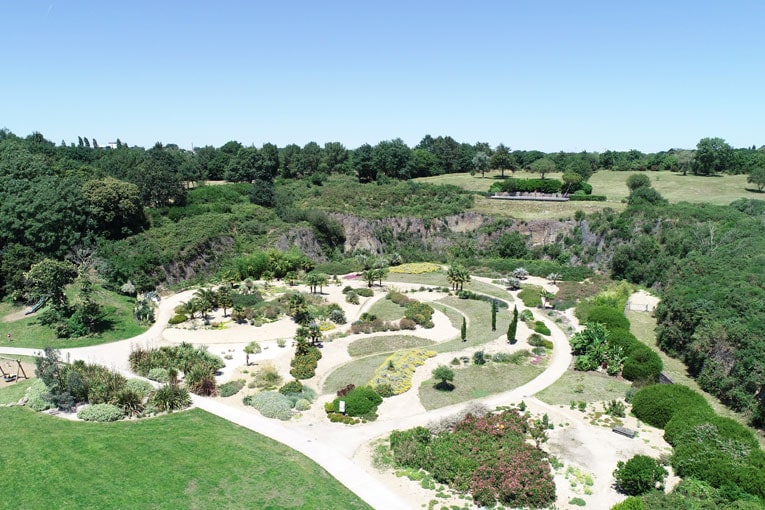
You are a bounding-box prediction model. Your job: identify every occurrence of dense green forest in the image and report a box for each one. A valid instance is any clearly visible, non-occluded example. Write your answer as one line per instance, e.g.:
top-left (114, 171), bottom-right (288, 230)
top-left (1, 128), bottom-right (763, 428)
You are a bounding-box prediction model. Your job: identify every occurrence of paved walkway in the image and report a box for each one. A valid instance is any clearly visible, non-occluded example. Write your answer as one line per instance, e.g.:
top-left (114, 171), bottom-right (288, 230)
top-left (0, 277), bottom-right (576, 510)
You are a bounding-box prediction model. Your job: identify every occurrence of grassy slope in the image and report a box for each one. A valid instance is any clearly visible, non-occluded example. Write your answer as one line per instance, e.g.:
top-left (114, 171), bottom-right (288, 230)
top-left (0, 289), bottom-right (147, 349)
top-left (416, 170), bottom-right (755, 220)
top-left (0, 407), bottom-right (370, 510)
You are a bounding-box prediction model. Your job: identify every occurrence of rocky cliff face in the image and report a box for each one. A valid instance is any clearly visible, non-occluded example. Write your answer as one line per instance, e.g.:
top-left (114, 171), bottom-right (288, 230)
top-left (276, 212), bottom-right (575, 259)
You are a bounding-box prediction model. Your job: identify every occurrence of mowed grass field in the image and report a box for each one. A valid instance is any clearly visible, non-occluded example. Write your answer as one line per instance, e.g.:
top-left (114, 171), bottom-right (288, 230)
top-left (415, 170), bottom-right (756, 220)
top-left (0, 406), bottom-right (371, 510)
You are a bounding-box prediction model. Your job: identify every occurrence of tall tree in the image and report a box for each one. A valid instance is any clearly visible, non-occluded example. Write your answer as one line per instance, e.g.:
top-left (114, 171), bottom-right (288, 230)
top-left (507, 306), bottom-right (518, 344)
top-left (530, 157), bottom-right (556, 179)
top-left (491, 299), bottom-right (498, 331)
top-left (490, 144), bottom-right (514, 177)
top-left (461, 317), bottom-right (467, 341)
top-left (472, 151), bottom-right (490, 177)
top-left (693, 137), bottom-right (733, 175)
top-left (24, 259), bottom-right (77, 309)
top-left (82, 176), bottom-right (146, 239)
top-left (372, 139), bottom-right (412, 179)
top-left (353, 143), bottom-right (376, 183)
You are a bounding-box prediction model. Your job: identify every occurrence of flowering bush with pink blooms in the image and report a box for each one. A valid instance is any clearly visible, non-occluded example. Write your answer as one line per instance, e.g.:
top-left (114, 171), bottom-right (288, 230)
top-left (389, 410), bottom-right (555, 507)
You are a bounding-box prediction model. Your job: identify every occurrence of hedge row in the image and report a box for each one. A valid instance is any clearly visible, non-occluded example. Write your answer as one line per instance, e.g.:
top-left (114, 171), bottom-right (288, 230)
top-left (490, 178), bottom-right (563, 194)
top-left (569, 194), bottom-right (607, 201)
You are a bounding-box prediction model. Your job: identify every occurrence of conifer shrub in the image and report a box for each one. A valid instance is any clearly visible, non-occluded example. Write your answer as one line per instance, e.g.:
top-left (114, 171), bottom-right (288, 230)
top-left (331, 385), bottom-right (382, 417)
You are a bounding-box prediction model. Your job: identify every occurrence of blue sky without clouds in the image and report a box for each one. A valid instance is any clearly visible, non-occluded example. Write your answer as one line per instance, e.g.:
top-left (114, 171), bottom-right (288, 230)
top-left (2, 1), bottom-right (763, 152)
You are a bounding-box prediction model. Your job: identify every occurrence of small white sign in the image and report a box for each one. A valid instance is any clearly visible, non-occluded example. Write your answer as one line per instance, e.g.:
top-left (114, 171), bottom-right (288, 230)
top-left (339, 400), bottom-right (346, 414)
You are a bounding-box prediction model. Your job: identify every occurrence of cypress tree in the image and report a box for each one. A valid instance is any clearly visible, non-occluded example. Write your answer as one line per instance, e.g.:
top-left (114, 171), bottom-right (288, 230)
top-left (491, 299), bottom-right (497, 331)
top-left (461, 317), bottom-right (467, 342)
top-left (508, 305), bottom-right (518, 344)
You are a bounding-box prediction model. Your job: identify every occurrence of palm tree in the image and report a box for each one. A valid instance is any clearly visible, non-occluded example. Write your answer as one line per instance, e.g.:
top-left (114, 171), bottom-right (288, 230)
top-left (217, 286), bottom-right (233, 317)
top-left (194, 288), bottom-right (217, 318)
top-left (547, 273), bottom-right (562, 285)
top-left (447, 265), bottom-right (470, 292)
top-left (244, 341), bottom-right (261, 366)
top-left (361, 269), bottom-right (377, 288)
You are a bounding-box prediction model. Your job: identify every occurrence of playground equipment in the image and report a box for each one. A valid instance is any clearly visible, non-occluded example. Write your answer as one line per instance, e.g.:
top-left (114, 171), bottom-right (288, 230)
top-left (0, 356), bottom-right (28, 383)
top-left (24, 296), bottom-right (48, 315)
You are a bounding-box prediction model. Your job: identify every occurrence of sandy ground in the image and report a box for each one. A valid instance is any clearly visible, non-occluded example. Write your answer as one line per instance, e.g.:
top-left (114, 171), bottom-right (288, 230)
top-left (0, 279), bottom-right (673, 510)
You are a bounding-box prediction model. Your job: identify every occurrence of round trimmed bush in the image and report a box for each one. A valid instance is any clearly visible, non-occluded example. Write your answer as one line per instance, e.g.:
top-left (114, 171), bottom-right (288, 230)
top-left (244, 391), bottom-right (293, 420)
top-left (631, 384), bottom-right (711, 429)
top-left (608, 329), bottom-right (640, 353)
top-left (279, 380), bottom-right (304, 395)
top-left (333, 386), bottom-right (382, 417)
top-left (294, 398), bottom-right (311, 411)
top-left (147, 367), bottom-right (170, 383)
top-left (613, 454), bottom-right (667, 495)
top-left (663, 406), bottom-right (716, 446)
top-left (622, 345), bottom-right (662, 382)
top-left (610, 497), bottom-right (645, 510)
top-left (125, 378), bottom-right (155, 397)
top-left (77, 403), bottom-right (125, 422)
top-left (587, 306), bottom-right (630, 331)
top-left (168, 313), bottom-right (187, 325)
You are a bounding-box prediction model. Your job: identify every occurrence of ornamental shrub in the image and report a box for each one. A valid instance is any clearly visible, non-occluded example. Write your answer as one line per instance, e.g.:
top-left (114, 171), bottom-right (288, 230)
top-left (533, 320), bottom-right (551, 336)
top-left (147, 367), bottom-right (170, 383)
top-left (610, 497), bottom-right (645, 510)
top-left (519, 309), bottom-right (534, 322)
top-left (399, 317), bottom-right (416, 330)
top-left (621, 345), bottom-right (662, 382)
top-left (279, 380), bottom-right (304, 395)
top-left (218, 379), bottom-right (246, 397)
top-left (631, 384), bottom-right (711, 428)
top-left (150, 385), bottom-right (191, 412)
top-left (345, 291), bottom-right (359, 304)
top-left (294, 398), bottom-right (311, 411)
top-left (168, 313), bottom-right (187, 325)
top-left (25, 380), bottom-right (54, 411)
top-left (244, 391), bottom-right (293, 420)
top-left (77, 403), bottom-right (124, 422)
top-left (587, 306), bottom-right (630, 331)
top-left (332, 386), bottom-right (382, 417)
top-left (125, 378), bottom-right (154, 397)
top-left (355, 288), bottom-right (374, 297)
top-left (614, 455), bottom-right (667, 495)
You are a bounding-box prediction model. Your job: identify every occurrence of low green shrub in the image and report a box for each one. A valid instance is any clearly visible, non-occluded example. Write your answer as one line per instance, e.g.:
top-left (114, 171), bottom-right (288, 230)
top-left (294, 399), bottom-right (311, 411)
top-left (150, 385), bottom-right (191, 412)
top-left (519, 309), bottom-right (534, 322)
top-left (533, 321), bottom-right (551, 336)
top-left (168, 313), bottom-right (188, 325)
top-left (77, 403), bottom-right (125, 422)
top-left (279, 380), bottom-right (304, 395)
top-left (375, 383), bottom-right (395, 398)
top-left (25, 380), bottom-right (54, 411)
top-left (331, 386), bottom-right (382, 417)
top-left (355, 288), bottom-right (374, 297)
top-left (586, 306), bottom-right (630, 331)
top-left (125, 378), bottom-right (155, 397)
top-left (609, 497), bottom-right (645, 510)
top-left (244, 391), bottom-right (293, 420)
top-left (631, 384), bottom-right (711, 429)
top-left (219, 379), bottom-right (246, 397)
top-left (621, 345), bottom-right (662, 382)
top-left (345, 291), bottom-right (359, 304)
top-left (147, 367), bottom-right (170, 383)
top-left (613, 455), bottom-right (667, 496)
top-left (493, 351), bottom-right (532, 364)
top-left (569, 194), bottom-right (607, 201)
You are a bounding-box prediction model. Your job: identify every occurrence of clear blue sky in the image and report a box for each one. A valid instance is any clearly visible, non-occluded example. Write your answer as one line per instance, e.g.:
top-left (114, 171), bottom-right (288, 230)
top-left (2, 1), bottom-right (764, 152)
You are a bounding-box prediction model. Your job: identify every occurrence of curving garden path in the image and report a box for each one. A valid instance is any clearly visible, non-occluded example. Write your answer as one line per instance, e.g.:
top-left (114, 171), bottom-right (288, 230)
top-left (0, 277), bottom-right (660, 510)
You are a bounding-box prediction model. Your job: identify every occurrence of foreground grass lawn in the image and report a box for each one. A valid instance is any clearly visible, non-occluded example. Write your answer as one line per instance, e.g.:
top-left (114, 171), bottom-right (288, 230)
top-left (419, 362), bottom-right (543, 411)
top-left (0, 407), bottom-right (370, 510)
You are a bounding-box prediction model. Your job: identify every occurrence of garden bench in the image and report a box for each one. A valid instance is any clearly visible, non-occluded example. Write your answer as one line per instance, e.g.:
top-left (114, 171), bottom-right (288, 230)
top-left (612, 425), bottom-right (635, 438)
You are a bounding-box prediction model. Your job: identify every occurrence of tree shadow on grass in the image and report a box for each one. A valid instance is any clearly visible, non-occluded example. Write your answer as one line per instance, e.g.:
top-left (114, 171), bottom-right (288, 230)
top-left (434, 381), bottom-right (455, 392)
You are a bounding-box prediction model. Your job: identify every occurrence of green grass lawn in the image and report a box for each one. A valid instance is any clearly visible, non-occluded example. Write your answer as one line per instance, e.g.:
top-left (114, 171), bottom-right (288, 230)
top-left (535, 370), bottom-right (631, 406)
top-left (321, 354), bottom-right (389, 394)
top-left (0, 378), bottom-right (36, 405)
top-left (419, 362), bottom-right (544, 411)
top-left (432, 296), bottom-right (510, 353)
top-left (417, 170), bottom-right (756, 220)
top-left (0, 289), bottom-right (147, 349)
top-left (387, 271), bottom-right (449, 287)
top-left (347, 335), bottom-right (434, 357)
top-left (366, 298), bottom-right (405, 321)
top-left (0, 407), bottom-right (371, 510)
